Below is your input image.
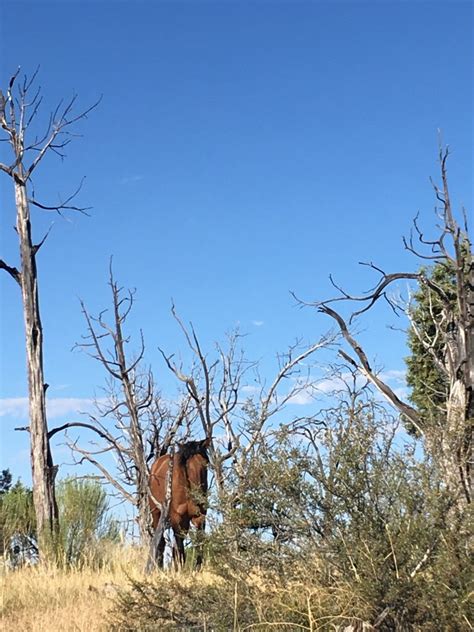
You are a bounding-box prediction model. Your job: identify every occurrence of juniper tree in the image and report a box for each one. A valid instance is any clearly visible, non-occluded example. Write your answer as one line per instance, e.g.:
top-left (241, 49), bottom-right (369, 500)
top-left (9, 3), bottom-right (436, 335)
top-left (405, 261), bottom-right (456, 429)
top-left (301, 147), bottom-right (473, 503)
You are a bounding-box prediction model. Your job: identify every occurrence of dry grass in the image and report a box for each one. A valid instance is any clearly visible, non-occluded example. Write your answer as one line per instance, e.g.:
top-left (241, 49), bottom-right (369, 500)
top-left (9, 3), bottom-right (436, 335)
top-left (0, 543), bottom-right (375, 632)
top-left (0, 546), bottom-right (147, 632)
top-left (1, 546), bottom-right (227, 632)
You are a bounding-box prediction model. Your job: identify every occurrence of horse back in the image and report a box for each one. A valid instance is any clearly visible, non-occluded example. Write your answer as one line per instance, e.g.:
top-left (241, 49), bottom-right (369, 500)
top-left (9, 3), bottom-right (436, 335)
top-left (149, 454), bottom-right (189, 529)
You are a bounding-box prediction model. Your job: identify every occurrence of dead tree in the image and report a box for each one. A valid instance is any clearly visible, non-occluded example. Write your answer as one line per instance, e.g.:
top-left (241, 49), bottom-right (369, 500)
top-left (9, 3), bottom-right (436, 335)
top-left (300, 147), bottom-right (473, 503)
top-left (161, 305), bottom-right (338, 497)
top-left (52, 268), bottom-right (190, 542)
top-left (0, 69), bottom-right (97, 547)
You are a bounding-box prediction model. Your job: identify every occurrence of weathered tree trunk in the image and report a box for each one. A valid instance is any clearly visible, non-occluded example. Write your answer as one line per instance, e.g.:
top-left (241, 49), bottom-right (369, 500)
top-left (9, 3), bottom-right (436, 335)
top-left (465, 259), bottom-right (474, 496)
top-left (15, 172), bottom-right (58, 542)
top-left (440, 161), bottom-right (473, 502)
top-left (130, 415), bottom-right (152, 543)
top-left (429, 379), bottom-right (470, 500)
top-left (1, 72), bottom-right (97, 556)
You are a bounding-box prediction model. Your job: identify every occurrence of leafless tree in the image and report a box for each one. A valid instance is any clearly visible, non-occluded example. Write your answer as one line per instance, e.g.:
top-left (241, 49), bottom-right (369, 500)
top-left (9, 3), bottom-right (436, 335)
top-left (298, 147), bottom-right (473, 503)
top-left (161, 306), bottom-right (338, 498)
top-left (51, 268), bottom-right (191, 542)
top-left (0, 69), bottom-right (98, 548)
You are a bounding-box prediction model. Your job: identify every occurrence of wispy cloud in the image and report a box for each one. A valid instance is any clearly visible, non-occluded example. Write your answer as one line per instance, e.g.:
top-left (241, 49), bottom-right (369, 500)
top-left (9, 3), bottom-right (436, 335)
top-left (287, 390), bottom-right (315, 405)
top-left (286, 375), bottom-right (344, 405)
top-left (0, 398), bottom-right (30, 419)
top-left (48, 398), bottom-right (96, 418)
top-left (0, 397), bottom-right (96, 420)
top-left (49, 384), bottom-right (71, 393)
top-left (251, 320), bottom-right (264, 327)
top-left (241, 385), bottom-right (261, 395)
top-left (394, 387), bottom-right (410, 400)
top-left (380, 369), bottom-right (406, 383)
top-left (119, 174), bottom-right (144, 185)
top-left (285, 369), bottom-right (409, 406)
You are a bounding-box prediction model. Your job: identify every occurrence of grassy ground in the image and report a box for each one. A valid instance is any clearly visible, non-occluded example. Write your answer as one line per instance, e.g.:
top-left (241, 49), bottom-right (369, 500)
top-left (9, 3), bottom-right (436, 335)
top-left (0, 548), bottom-right (224, 632)
top-left (1, 547), bottom-right (143, 632)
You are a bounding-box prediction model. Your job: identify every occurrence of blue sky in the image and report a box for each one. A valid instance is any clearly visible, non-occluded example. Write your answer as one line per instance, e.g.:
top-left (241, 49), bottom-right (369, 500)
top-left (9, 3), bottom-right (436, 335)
top-left (0, 1), bottom-right (472, 487)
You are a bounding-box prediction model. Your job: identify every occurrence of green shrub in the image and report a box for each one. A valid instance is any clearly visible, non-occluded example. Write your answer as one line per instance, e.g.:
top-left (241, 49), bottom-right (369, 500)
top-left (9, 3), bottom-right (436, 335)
top-left (0, 479), bottom-right (37, 561)
top-left (112, 395), bottom-right (473, 630)
top-left (1, 476), bottom-right (119, 568)
top-left (55, 477), bottom-right (120, 567)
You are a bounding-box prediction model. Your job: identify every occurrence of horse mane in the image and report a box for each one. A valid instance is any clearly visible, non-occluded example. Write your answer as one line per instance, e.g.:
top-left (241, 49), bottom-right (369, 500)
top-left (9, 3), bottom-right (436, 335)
top-left (177, 440), bottom-right (209, 465)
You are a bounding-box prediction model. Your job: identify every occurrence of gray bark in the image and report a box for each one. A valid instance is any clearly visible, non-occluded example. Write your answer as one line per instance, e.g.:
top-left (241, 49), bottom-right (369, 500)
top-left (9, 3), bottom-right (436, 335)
top-left (15, 171), bottom-right (58, 540)
top-left (1, 72), bottom-right (97, 553)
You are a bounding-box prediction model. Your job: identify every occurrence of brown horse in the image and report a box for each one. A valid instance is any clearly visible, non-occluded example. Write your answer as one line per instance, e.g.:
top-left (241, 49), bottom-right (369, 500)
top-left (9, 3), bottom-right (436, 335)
top-left (149, 438), bottom-right (210, 569)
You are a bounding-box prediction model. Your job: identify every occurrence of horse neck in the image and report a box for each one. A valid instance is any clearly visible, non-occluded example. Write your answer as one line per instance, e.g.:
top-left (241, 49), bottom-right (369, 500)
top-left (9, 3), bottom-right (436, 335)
top-left (183, 454), bottom-right (205, 487)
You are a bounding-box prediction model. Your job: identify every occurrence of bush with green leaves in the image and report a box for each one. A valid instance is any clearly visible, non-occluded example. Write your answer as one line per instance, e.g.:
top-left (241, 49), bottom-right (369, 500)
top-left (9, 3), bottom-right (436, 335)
top-left (55, 477), bottom-right (120, 567)
top-left (113, 390), bottom-right (473, 630)
top-left (0, 475), bottom-right (119, 567)
top-left (0, 477), bottom-right (37, 561)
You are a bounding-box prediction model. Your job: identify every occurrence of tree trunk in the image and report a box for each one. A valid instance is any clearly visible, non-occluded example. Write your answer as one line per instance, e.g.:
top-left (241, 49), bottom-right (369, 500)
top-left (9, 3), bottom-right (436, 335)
top-left (15, 174), bottom-right (58, 544)
top-left (436, 379), bottom-right (470, 501)
top-left (121, 370), bottom-right (151, 543)
top-left (136, 476), bottom-right (152, 543)
top-left (466, 259), bottom-right (474, 497)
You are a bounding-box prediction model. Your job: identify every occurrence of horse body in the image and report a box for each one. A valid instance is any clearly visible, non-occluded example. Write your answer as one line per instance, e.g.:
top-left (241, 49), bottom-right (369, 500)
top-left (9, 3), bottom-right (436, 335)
top-left (149, 439), bottom-right (209, 569)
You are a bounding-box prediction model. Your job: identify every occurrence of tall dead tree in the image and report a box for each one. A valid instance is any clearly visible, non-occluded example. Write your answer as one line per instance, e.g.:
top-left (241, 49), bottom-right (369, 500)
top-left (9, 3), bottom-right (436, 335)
top-left (0, 70), bottom-right (97, 548)
top-left (54, 269), bottom-right (190, 542)
top-left (302, 147), bottom-right (473, 503)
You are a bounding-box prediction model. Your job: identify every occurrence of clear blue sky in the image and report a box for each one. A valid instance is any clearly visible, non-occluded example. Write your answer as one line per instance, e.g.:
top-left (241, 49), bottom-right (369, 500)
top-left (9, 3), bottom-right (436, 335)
top-left (0, 1), bottom-right (472, 485)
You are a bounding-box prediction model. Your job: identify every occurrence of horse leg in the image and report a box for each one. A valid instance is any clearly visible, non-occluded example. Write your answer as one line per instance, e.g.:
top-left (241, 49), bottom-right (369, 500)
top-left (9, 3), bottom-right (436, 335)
top-left (195, 518), bottom-right (206, 570)
top-left (146, 511), bottom-right (167, 573)
top-left (191, 513), bottom-right (206, 570)
top-left (171, 541), bottom-right (179, 572)
top-left (156, 534), bottom-right (165, 569)
top-left (174, 533), bottom-right (186, 570)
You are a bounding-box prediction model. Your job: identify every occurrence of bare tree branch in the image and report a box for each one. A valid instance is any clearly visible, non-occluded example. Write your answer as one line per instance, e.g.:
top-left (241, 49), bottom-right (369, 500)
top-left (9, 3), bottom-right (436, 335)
top-left (67, 437), bottom-right (135, 505)
top-left (70, 269), bottom-right (188, 541)
top-left (0, 259), bottom-right (21, 285)
top-left (29, 177), bottom-right (92, 216)
top-left (318, 304), bottom-right (423, 434)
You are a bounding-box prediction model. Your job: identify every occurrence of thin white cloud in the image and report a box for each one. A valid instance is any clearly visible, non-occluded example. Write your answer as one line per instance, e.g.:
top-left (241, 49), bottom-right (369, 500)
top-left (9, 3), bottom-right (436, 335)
top-left (47, 398), bottom-right (96, 418)
top-left (241, 385), bottom-right (260, 395)
top-left (49, 384), bottom-right (71, 392)
top-left (286, 368), bottom-right (409, 406)
top-left (314, 376), bottom-right (348, 394)
top-left (120, 174), bottom-right (144, 185)
top-left (380, 369), bottom-right (406, 383)
top-left (287, 390), bottom-right (315, 406)
top-left (0, 398), bottom-right (29, 419)
top-left (0, 397), bottom-right (96, 420)
top-left (286, 375), bottom-right (348, 405)
top-left (251, 320), bottom-right (264, 327)
top-left (393, 387), bottom-right (410, 400)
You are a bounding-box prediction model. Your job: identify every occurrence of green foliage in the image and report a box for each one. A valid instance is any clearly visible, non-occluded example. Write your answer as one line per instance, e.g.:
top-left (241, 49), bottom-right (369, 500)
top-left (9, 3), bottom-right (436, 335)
top-left (0, 469), bottom-right (12, 494)
top-left (55, 477), bottom-right (120, 567)
top-left (0, 475), bottom-right (119, 567)
top-left (0, 479), bottom-right (36, 559)
top-left (405, 235), bottom-right (472, 432)
top-left (405, 262), bottom-right (457, 432)
top-left (113, 394), bottom-right (473, 630)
